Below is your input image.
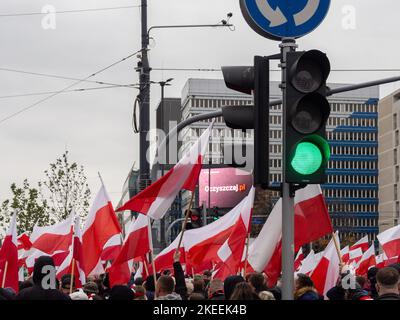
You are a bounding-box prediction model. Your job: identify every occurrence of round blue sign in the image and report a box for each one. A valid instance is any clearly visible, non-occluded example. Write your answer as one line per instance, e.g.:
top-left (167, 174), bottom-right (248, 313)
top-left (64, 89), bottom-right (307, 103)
top-left (240, 0), bottom-right (331, 40)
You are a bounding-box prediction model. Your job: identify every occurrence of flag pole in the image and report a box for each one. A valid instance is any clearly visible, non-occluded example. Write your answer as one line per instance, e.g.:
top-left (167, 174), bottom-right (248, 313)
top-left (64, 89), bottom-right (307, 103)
top-left (70, 258), bottom-right (75, 294)
top-left (147, 218), bottom-right (158, 299)
top-left (243, 232), bottom-right (251, 276)
top-left (98, 171), bottom-right (105, 186)
top-left (176, 190), bottom-right (195, 251)
top-left (143, 259), bottom-right (149, 278)
top-left (1, 261), bottom-right (8, 288)
top-left (332, 232), bottom-right (344, 266)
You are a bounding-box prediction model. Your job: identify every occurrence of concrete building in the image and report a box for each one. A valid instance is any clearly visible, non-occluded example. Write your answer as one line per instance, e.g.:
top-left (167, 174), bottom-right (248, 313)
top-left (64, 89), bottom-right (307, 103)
top-left (180, 78), bottom-right (380, 242)
top-left (378, 89), bottom-right (400, 232)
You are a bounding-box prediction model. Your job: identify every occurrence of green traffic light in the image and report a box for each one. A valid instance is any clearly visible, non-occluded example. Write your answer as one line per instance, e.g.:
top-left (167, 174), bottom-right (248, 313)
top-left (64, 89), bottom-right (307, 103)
top-left (291, 142), bottom-right (323, 175)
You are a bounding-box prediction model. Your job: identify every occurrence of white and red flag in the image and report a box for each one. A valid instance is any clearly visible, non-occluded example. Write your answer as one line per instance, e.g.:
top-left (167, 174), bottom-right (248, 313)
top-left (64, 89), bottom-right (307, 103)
top-left (151, 232), bottom-right (185, 274)
top-left (350, 235), bottom-right (369, 253)
top-left (245, 185), bottom-right (333, 286)
top-left (214, 187), bottom-right (255, 279)
top-left (30, 212), bottom-right (74, 255)
top-left (294, 248), bottom-right (304, 272)
top-left (0, 213), bottom-right (19, 292)
top-left (116, 122), bottom-right (214, 220)
top-left (108, 214), bottom-right (152, 286)
top-left (17, 232), bottom-right (33, 268)
top-left (341, 246), bottom-right (350, 264)
top-left (297, 250), bottom-right (322, 275)
top-left (348, 247), bottom-right (363, 265)
top-left (57, 216), bottom-right (85, 289)
top-left (111, 214), bottom-right (151, 267)
top-left (377, 224), bottom-right (400, 259)
top-left (310, 232), bottom-right (341, 299)
top-left (356, 244), bottom-right (376, 276)
top-left (82, 184), bottom-right (122, 276)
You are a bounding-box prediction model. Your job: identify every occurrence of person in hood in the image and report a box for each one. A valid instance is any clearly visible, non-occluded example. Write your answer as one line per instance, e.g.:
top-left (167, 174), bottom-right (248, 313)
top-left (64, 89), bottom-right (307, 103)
top-left (294, 273), bottom-right (321, 300)
top-left (16, 256), bottom-right (70, 300)
top-left (224, 276), bottom-right (245, 300)
top-left (108, 285), bottom-right (134, 300)
top-left (155, 275), bottom-right (182, 300)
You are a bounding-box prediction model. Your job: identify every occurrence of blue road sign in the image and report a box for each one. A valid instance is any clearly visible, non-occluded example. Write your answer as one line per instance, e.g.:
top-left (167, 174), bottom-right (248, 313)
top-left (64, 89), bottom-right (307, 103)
top-left (240, 0), bottom-right (331, 40)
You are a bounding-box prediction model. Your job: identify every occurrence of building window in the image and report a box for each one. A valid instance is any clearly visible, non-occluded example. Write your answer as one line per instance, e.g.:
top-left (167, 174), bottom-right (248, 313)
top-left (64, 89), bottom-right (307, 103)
top-left (394, 113), bottom-right (398, 130)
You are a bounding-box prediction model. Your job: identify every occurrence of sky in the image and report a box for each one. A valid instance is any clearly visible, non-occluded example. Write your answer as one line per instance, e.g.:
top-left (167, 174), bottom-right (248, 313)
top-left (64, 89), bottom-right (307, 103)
top-left (1, 0), bottom-right (400, 207)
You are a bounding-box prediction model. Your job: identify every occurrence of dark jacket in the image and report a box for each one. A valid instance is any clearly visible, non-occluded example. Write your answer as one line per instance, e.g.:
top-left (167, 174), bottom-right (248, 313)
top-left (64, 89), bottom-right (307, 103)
top-left (16, 256), bottom-right (70, 301)
top-left (326, 286), bottom-right (346, 300)
top-left (294, 287), bottom-right (321, 301)
top-left (375, 293), bottom-right (400, 300)
top-left (209, 290), bottom-right (225, 300)
top-left (173, 262), bottom-right (188, 300)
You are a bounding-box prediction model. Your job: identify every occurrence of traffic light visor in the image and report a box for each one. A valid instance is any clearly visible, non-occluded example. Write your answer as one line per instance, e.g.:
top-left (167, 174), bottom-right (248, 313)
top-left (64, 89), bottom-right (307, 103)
top-left (290, 135), bottom-right (330, 176)
top-left (291, 93), bottom-right (330, 134)
top-left (290, 50), bottom-right (330, 93)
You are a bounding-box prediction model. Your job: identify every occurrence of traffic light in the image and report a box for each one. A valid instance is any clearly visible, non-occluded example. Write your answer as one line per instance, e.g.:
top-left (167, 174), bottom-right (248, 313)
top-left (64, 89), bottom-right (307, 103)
top-left (284, 50), bottom-right (331, 184)
top-left (221, 56), bottom-right (269, 186)
top-left (187, 208), bottom-right (202, 229)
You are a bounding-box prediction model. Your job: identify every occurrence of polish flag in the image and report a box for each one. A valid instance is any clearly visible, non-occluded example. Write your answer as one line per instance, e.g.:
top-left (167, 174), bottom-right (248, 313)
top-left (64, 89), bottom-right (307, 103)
top-left (184, 192), bottom-right (247, 268)
top-left (30, 213), bottom-right (74, 255)
top-left (341, 246), bottom-right (350, 264)
top-left (356, 244), bottom-right (376, 276)
top-left (348, 247), bottom-right (364, 265)
top-left (17, 232), bottom-right (33, 268)
top-left (24, 249), bottom-right (69, 275)
top-left (376, 253), bottom-right (386, 269)
top-left (310, 232), bottom-right (341, 299)
top-left (0, 213), bottom-right (19, 293)
top-left (246, 185), bottom-right (333, 281)
top-left (214, 187), bottom-right (255, 279)
top-left (116, 122), bottom-right (214, 220)
top-left (377, 224), bottom-right (400, 259)
top-left (151, 232), bottom-right (185, 274)
top-left (108, 215), bottom-right (151, 286)
top-left (57, 216), bottom-right (85, 289)
top-left (111, 214), bottom-right (151, 266)
top-left (100, 234), bottom-right (122, 262)
top-left (297, 250), bottom-right (323, 275)
top-left (294, 248), bottom-right (304, 272)
top-left (350, 235), bottom-right (369, 253)
top-left (82, 184), bottom-right (122, 276)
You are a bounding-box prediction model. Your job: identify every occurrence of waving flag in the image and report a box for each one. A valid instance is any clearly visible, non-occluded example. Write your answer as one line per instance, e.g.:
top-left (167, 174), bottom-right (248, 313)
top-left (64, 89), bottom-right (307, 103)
top-left (30, 213), bottom-right (74, 255)
top-left (214, 187), bottom-right (255, 279)
top-left (117, 122), bottom-right (214, 220)
top-left (310, 232), bottom-right (341, 299)
top-left (0, 213), bottom-right (19, 292)
top-left (356, 244), bottom-right (376, 276)
top-left (246, 185), bottom-right (333, 283)
top-left (350, 235), bottom-right (369, 253)
top-left (57, 216), bottom-right (85, 289)
top-left (82, 184), bottom-right (122, 276)
top-left (377, 224), bottom-right (400, 259)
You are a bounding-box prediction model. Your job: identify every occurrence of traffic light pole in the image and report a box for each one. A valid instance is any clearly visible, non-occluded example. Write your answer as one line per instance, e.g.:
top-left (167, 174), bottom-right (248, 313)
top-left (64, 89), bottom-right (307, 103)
top-left (280, 38), bottom-right (297, 301)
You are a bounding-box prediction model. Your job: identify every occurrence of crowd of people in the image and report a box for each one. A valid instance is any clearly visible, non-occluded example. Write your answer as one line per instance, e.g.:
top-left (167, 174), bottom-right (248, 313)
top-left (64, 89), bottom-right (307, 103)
top-left (1, 252), bottom-right (400, 301)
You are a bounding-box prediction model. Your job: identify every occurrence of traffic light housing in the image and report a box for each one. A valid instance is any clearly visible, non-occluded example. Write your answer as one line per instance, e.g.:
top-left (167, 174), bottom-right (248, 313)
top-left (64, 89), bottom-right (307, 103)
top-left (221, 56), bottom-right (269, 187)
top-left (284, 50), bottom-right (331, 184)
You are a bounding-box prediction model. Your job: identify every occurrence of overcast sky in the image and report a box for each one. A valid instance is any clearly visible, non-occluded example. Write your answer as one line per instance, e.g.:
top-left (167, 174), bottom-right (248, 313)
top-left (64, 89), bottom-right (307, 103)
top-left (1, 0), bottom-right (400, 207)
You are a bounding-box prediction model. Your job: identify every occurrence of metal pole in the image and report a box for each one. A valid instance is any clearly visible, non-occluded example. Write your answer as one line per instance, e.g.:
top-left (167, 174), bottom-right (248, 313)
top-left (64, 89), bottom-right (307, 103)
top-left (160, 83), bottom-right (166, 249)
top-left (202, 201), bottom-right (207, 226)
top-left (280, 38), bottom-right (297, 300)
top-left (139, 0), bottom-right (150, 190)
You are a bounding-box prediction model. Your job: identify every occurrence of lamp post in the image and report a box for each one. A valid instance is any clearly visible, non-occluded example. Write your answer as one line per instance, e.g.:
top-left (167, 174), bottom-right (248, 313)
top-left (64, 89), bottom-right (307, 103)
top-left (136, 10), bottom-right (235, 192)
top-left (152, 78), bottom-right (174, 248)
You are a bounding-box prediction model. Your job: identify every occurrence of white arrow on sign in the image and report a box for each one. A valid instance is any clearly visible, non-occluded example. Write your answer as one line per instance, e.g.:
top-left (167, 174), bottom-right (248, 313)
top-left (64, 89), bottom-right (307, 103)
top-left (294, 0), bottom-right (320, 26)
top-left (255, 0), bottom-right (287, 27)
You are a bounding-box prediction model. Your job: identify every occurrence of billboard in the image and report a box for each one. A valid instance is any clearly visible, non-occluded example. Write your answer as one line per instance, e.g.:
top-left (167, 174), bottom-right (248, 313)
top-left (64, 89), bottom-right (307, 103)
top-left (198, 167), bottom-right (253, 209)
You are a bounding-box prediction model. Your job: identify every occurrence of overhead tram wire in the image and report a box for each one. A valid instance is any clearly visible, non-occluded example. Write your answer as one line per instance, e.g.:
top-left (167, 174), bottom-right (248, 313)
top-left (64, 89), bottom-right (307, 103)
top-left (0, 85), bottom-right (139, 100)
top-left (0, 49), bottom-right (142, 126)
top-left (0, 5), bottom-right (141, 18)
top-left (0, 67), bottom-right (135, 87)
top-left (152, 67), bottom-right (400, 73)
